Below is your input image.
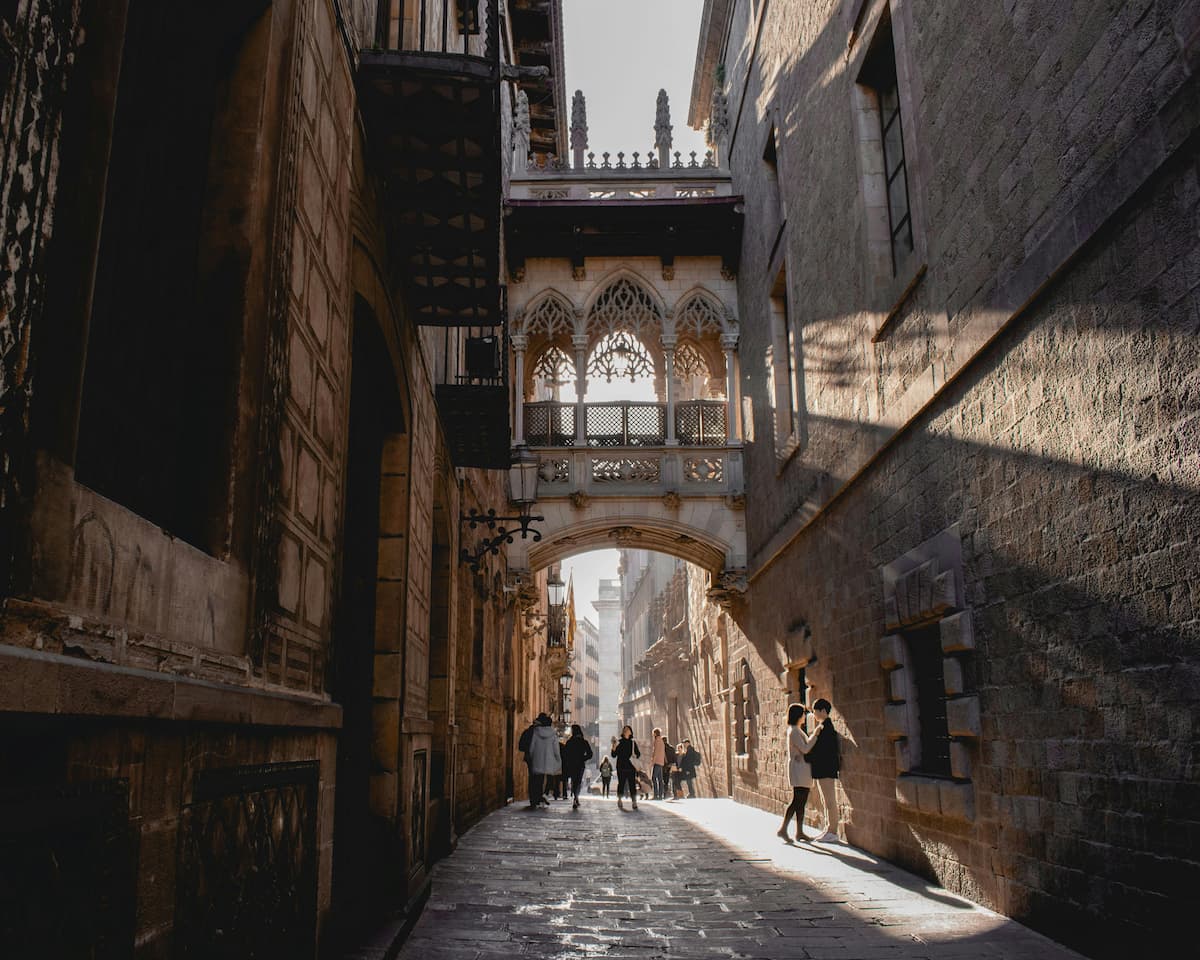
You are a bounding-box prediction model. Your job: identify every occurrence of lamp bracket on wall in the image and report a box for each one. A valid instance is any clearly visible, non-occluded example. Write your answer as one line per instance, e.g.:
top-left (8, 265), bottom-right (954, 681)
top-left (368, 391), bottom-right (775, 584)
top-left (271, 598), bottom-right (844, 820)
top-left (459, 508), bottom-right (544, 573)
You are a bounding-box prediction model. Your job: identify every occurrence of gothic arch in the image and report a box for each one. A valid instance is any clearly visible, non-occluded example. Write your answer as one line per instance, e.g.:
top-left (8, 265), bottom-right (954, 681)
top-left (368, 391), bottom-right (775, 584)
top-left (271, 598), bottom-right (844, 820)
top-left (582, 268), bottom-right (667, 347)
top-left (517, 288), bottom-right (578, 338)
top-left (673, 286), bottom-right (735, 337)
top-left (525, 512), bottom-right (733, 575)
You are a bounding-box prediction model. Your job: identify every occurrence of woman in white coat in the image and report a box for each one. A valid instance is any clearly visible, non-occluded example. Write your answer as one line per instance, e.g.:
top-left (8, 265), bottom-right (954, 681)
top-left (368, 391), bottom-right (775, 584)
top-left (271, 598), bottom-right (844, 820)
top-left (778, 702), bottom-right (820, 840)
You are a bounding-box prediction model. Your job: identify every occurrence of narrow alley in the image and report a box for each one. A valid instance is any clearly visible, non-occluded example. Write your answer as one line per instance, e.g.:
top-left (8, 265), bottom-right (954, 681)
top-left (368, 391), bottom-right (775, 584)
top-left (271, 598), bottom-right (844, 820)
top-left (392, 798), bottom-right (1085, 960)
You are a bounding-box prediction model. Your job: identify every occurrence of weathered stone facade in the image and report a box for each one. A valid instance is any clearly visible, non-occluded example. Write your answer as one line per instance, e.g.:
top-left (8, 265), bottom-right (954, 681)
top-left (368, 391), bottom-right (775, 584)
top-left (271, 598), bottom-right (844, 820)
top-left (682, 0), bottom-right (1200, 955)
top-left (0, 1), bottom-right (562, 956)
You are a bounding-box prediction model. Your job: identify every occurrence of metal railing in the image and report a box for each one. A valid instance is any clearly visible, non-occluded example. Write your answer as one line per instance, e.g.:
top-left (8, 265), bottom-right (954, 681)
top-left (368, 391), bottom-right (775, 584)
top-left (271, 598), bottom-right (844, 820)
top-left (524, 399), bottom-right (730, 447)
top-left (675, 400), bottom-right (727, 446)
top-left (374, 0), bottom-right (487, 54)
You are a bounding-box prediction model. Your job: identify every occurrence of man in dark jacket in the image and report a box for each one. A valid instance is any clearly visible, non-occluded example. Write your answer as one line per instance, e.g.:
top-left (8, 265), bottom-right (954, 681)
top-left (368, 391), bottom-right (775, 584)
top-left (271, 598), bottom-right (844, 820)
top-left (559, 724), bottom-right (594, 808)
top-left (808, 698), bottom-right (841, 841)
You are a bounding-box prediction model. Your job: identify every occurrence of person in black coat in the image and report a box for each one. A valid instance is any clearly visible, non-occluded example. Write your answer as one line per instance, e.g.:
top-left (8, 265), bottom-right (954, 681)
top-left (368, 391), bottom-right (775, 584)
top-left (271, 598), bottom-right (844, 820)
top-left (560, 724), bottom-right (594, 809)
top-left (808, 698), bottom-right (841, 842)
top-left (610, 725), bottom-right (641, 810)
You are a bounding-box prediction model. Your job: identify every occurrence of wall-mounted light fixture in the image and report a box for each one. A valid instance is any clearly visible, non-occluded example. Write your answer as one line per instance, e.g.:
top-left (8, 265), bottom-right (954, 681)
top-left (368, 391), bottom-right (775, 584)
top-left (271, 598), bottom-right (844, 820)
top-left (460, 446), bottom-right (545, 573)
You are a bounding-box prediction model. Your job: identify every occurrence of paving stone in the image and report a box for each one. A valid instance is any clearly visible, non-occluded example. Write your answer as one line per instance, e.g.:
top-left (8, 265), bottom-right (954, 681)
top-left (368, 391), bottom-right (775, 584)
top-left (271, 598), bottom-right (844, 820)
top-left (397, 798), bottom-right (1087, 960)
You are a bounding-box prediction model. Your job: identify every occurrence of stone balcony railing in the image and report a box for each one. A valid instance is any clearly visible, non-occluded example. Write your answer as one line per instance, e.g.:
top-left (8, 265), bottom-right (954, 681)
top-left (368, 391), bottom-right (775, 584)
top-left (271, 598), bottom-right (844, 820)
top-left (532, 445), bottom-right (744, 500)
top-left (509, 164), bottom-right (733, 202)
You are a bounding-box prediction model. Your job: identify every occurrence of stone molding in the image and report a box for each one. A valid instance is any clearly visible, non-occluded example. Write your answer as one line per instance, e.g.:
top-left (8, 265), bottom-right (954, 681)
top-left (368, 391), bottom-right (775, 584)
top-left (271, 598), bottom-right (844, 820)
top-left (0, 642), bottom-right (342, 729)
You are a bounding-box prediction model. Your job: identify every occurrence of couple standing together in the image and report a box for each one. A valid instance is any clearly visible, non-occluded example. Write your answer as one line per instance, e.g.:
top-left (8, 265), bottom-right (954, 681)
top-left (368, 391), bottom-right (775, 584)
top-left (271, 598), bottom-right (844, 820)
top-left (521, 714), bottom-right (593, 810)
top-left (779, 698), bottom-right (841, 843)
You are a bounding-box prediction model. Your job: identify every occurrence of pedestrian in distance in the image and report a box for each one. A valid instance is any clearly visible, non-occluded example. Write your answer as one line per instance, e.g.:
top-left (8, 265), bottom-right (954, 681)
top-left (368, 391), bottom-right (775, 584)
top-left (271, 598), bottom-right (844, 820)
top-left (808, 698), bottom-right (842, 842)
top-left (560, 723), bottom-right (594, 809)
top-left (668, 742), bottom-right (685, 799)
top-left (778, 702), bottom-right (819, 841)
top-left (598, 756), bottom-right (613, 797)
top-left (650, 728), bottom-right (667, 800)
top-left (526, 712), bottom-right (562, 811)
top-left (662, 736), bottom-right (677, 799)
top-left (611, 724), bottom-right (641, 810)
top-left (678, 739), bottom-right (701, 798)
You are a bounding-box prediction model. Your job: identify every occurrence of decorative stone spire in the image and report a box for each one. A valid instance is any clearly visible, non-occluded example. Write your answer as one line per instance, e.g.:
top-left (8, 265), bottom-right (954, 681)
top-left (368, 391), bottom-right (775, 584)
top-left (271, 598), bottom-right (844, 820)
top-left (513, 89), bottom-right (531, 171)
top-left (654, 88), bottom-right (673, 168)
top-left (570, 90), bottom-right (588, 170)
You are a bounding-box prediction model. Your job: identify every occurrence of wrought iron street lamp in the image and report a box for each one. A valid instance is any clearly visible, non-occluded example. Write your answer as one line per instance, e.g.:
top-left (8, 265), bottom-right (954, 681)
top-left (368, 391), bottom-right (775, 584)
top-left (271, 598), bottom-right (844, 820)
top-left (460, 446), bottom-right (545, 572)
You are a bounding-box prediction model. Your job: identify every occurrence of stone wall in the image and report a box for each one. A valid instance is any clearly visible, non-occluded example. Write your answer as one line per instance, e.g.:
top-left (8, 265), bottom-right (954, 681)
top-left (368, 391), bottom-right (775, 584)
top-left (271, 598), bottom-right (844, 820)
top-left (684, 0), bottom-right (1200, 955)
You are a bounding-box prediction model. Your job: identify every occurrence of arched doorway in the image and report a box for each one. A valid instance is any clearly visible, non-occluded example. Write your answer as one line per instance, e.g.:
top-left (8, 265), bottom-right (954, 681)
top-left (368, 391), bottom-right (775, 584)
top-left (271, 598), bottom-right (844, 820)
top-left (329, 298), bottom-right (408, 930)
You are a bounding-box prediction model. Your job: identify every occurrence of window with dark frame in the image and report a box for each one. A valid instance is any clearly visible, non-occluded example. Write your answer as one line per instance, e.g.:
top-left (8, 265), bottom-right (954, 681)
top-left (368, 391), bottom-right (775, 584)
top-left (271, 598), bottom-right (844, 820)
top-left (770, 267), bottom-right (798, 445)
top-left (864, 17), bottom-right (913, 274)
top-left (906, 623), bottom-right (952, 777)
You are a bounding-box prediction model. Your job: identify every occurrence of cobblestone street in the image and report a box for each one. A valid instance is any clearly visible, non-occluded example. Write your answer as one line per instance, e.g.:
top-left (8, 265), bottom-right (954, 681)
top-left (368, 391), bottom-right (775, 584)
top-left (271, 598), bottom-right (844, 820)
top-left (397, 798), bottom-right (1086, 960)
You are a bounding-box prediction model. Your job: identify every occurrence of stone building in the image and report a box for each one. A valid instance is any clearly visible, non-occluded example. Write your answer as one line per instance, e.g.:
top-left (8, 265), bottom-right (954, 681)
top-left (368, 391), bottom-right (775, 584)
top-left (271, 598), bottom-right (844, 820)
top-left (573, 614), bottom-right (601, 744)
top-left (680, 0), bottom-right (1200, 956)
top-left (0, 0), bottom-right (569, 956)
top-left (592, 578), bottom-right (624, 746)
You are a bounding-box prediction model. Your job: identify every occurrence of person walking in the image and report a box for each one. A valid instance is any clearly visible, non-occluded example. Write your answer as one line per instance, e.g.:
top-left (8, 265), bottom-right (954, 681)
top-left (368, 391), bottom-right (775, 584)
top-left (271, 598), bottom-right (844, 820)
top-left (650, 728), bottom-right (667, 800)
top-left (677, 739), bottom-right (701, 798)
top-left (598, 756), bottom-right (613, 797)
top-left (518, 717), bottom-right (539, 808)
top-left (560, 724), bottom-right (594, 809)
top-left (778, 703), bottom-right (819, 841)
top-left (611, 725), bottom-right (641, 810)
top-left (526, 712), bottom-right (562, 811)
top-left (808, 698), bottom-right (842, 842)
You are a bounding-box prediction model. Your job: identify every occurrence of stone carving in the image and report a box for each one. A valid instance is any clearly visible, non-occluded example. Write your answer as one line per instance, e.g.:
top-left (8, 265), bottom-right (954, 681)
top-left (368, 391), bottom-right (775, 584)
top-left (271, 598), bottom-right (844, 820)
top-left (591, 458), bottom-right (661, 484)
top-left (662, 490), bottom-right (681, 510)
top-left (708, 84), bottom-right (729, 164)
top-left (569, 490), bottom-right (590, 509)
top-left (684, 457), bottom-right (724, 483)
top-left (530, 188), bottom-right (570, 200)
top-left (724, 493), bottom-right (746, 510)
top-left (706, 569), bottom-right (747, 609)
top-left (607, 526), bottom-right (644, 546)
top-left (512, 89), bottom-right (531, 171)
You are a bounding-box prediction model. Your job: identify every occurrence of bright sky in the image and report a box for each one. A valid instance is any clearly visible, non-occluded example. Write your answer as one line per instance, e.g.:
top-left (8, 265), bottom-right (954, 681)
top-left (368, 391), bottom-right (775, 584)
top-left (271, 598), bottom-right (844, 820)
top-left (557, 1), bottom-right (706, 616)
top-left (562, 0), bottom-right (709, 164)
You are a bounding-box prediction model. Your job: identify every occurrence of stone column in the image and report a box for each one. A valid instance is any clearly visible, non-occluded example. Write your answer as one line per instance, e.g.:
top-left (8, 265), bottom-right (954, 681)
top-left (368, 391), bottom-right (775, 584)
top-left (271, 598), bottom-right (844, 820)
top-left (722, 333), bottom-right (740, 443)
top-left (663, 333), bottom-right (678, 445)
top-left (512, 333), bottom-right (527, 445)
top-left (573, 332), bottom-right (588, 445)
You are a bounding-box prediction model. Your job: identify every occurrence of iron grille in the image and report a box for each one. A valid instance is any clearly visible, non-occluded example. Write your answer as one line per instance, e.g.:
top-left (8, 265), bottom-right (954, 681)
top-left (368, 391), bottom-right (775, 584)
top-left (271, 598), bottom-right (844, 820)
top-left (585, 402), bottom-right (666, 446)
top-left (675, 400), bottom-right (727, 445)
top-left (525, 401), bottom-right (576, 446)
top-left (176, 761), bottom-right (320, 960)
top-left (0, 779), bottom-right (135, 960)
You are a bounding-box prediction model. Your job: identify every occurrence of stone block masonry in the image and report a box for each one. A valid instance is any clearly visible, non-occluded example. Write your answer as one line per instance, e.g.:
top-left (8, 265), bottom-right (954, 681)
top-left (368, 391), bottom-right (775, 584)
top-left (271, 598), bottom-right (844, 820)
top-left (681, 1), bottom-right (1200, 956)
